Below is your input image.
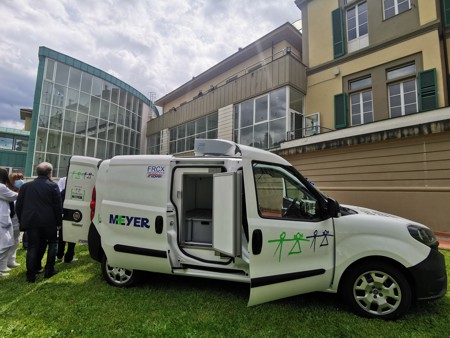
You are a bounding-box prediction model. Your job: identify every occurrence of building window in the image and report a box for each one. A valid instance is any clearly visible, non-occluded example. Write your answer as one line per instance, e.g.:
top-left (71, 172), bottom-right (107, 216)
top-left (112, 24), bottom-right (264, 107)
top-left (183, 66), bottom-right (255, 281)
top-left (388, 79), bottom-right (417, 117)
top-left (387, 64), bottom-right (417, 118)
top-left (168, 112), bottom-right (218, 154)
top-left (350, 91), bottom-right (373, 125)
top-left (347, 1), bottom-right (369, 52)
top-left (349, 77), bottom-right (373, 126)
top-left (234, 87), bottom-right (290, 149)
top-left (147, 132), bottom-right (161, 155)
top-left (383, 0), bottom-right (411, 20)
top-left (0, 134), bottom-right (14, 150)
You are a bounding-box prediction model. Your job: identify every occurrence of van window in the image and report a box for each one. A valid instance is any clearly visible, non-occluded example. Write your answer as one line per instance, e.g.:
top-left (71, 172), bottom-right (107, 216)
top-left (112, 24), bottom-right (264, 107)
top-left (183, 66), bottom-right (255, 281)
top-left (253, 163), bottom-right (319, 221)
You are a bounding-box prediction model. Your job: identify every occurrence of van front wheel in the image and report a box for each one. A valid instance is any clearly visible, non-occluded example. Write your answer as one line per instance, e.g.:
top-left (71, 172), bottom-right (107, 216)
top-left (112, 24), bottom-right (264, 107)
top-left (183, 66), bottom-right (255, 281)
top-left (342, 262), bottom-right (411, 320)
top-left (101, 256), bottom-right (139, 287)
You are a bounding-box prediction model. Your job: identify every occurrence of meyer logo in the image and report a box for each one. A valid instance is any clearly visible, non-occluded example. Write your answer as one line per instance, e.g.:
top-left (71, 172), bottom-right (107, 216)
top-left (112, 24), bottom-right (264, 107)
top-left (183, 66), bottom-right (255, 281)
top-left (109, 214), bottom-right (150, 228)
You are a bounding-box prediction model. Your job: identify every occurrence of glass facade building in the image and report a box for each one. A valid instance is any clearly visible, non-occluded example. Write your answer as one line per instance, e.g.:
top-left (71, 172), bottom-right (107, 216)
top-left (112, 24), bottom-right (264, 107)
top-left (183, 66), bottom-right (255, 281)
top-left (26, 47), bottom-right (153, 177)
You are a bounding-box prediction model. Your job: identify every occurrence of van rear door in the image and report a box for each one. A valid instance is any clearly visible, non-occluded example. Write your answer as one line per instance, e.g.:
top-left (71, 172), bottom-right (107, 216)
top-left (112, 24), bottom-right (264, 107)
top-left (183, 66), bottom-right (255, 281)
top-left (63, 156), bottom-right (101, 243)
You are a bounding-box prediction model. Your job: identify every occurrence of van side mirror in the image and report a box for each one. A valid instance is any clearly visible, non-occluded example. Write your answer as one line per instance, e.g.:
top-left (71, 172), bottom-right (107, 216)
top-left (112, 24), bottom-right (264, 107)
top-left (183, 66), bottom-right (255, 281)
top-left (327, 198), bottom-right (340, 218)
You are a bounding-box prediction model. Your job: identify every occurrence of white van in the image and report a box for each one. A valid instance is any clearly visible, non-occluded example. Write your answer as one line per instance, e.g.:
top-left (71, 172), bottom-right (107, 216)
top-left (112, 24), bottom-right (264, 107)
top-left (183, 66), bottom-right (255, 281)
top-left (63, 139), bottom-right (446, 319)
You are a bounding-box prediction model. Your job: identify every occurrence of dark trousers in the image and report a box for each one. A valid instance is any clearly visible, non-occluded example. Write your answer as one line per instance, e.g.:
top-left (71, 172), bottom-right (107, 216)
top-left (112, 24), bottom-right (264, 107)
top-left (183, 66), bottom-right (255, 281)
top-left (26, 227), bottom-right (58, 279)
top-left (57, 227), bottom-right (75, 262)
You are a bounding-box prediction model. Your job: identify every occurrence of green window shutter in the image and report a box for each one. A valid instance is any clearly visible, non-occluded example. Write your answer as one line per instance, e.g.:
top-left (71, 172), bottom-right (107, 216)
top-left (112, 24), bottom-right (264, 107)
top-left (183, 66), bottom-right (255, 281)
top-left (443, 0), bottom-right (450, 28)
top-left (418, 69), bottom-right (438, 112)
top-left (332, 8), bottom-right (345, 59)
top-left (334, 93), bottom-right (347, 129)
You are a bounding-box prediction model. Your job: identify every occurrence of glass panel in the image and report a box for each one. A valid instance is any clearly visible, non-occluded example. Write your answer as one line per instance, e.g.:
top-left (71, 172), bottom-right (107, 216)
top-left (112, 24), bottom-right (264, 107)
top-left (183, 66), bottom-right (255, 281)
top-left (290, 87), bottom-right (304, 113)
top-left (66, 88), bottom-right (79, 111)
top-left (391, 106), bottom-right (402, 118)
top-left (349, 77), bottom-right (372, 90)
top-left (196, 118), bottom-right (206, 134)
top-left (270, 88), bottom-right (287, 120)
top-left (109, 104), bottom-right (118, 123)
top-left (47, 130), bottom-right (62, 153)
top-left (254, 122), bottom-right (268, 149)
top-left (49, 107), bottom-right (64, 130)
top-left (404, 103), bottom-right (417, 115)
top-left (86, 138), bottom-right (96, 157)
top-left (116, 126), bottom-right (123, 144)
top-left (240, 100), bottom-right (253, 127)
top-left (207, 113), bottom-right (218, 130)
top-left (253, 163), bottom-right (319, 220)
top-left (126, 93), bottom-right (133, 110)
top-left (41, 81), bottom-right (53, 105)
top-left (123, 128), bottom-right (130, 145)
top-left (102, 83), bottom-right (111, 101)
top-left (125, 111), bottom-right (132, 128)
top-left (96, 139), bottom-right (106, 158)
top-left (269, 118), bottom-right (286, 148)
top-left (130, 131), bottom-right (136, 148)
top-left (15, 136), bottom-right (28, 152)
top-left (107, 142), bottom-right (114, 158)
top-left (78, 92), bottom-right (90, 114)
top-left (240, 126), bottom-right (253, 146)
top-left (187, 136), bottom-right (195, 150)
top-left (234, 105), bottom-right (239, 129)
top-left (132, 113), bottom-right (137, 130)
top-left (398, 0), bottom-right (410, 13)
top-left (90, 96), bottom-right (101, 117)
top-left (39, 104), bottom-right (51, 128)
top-left (61, 133), bottom-right (73, 154)
top-left (352, 114), bottom-right (361, 125)
top-left (98, 120), bottom-right (107, 140)
top-left (45, 59), bottom-right (55, 81)
top-left (403, 79), bottom-right (416, 93)
top-left (207, 129), bottom-right (217, 139)
top-left (119, 89), bottom-right (127, 107)
top-left (55, 62), bottom-right (70, 85)
top-left (111, 87), bottom-right (119, 104)
top-left (169, 141), bottom-right (176, 154)
top-left (91, 77), bottom-right (102, 97)
top-left (36, 128), bottom-right (47, 152)
top-left (59, 155), bottom-right (70, 177)
top-left (53, 85), bottom-right (66, 107)
top-left (107, 122), bottom-right (116, 142)
top-left (117, 107), bottom-right (125, 125)
top-left (80, 73), bottom-right (92, 94)
top-left (387, 64), bottom-right (416, 80)
top-left (0, 134), bottom-right (13, 149)
top-left (169, 127), bottom-right (177, 141)
top-left (34, 152), bottom-right (46, 169)
top-left (74, 135), bottom-right (85, 155)
top-left (115, 144), bottom-right (122, 155)
top-left (255, 96), bottom-right (268, 123)
top-left (87, 116), bottom-right (98, 138)
top-left (63, 109), bottom-right (77, 133)
top-left (68, 68), bottom-right (82, 90)
top-left (100, 100), bottom-right (110, 120)
top-left (364, 111), bottom-right (373, 123)
top-left (75, 113), bottom-right (88, 135)
top-left (133, 96), bottom-right (139, 114)
top-left (187, 121), bottom-right (195, 136)
top-left (177, 139), bottom-right (185, 152)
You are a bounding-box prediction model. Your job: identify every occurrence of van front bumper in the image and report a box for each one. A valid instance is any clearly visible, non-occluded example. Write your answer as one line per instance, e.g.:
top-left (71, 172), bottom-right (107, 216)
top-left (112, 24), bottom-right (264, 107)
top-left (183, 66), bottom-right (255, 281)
top-left (408, 248), bottom-right (447, 301)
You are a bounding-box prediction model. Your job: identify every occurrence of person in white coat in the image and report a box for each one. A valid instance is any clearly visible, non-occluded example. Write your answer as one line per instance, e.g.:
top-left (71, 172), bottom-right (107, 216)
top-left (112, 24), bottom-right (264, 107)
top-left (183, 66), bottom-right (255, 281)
top-left (6, 173), bottom-right (25, 268)
top-left (0, 168), bottom-right (18, 277)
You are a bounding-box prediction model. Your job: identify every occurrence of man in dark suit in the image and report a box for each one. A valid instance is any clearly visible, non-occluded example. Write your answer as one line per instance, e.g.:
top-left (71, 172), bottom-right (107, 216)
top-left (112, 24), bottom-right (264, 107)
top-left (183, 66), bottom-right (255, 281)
top-left (16, 162), bottom-right (62, 282)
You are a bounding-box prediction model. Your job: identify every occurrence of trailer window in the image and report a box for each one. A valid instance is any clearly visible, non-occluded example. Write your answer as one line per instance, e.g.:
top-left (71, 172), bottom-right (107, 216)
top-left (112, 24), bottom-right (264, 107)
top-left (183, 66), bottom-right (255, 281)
top-left (253, 163), bottom-right (319, 220)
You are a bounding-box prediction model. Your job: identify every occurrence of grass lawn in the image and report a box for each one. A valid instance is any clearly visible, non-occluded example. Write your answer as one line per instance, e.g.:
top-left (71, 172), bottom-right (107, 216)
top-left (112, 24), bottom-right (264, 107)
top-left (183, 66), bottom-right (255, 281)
top-left (0, 245), bottom-right (449, 337)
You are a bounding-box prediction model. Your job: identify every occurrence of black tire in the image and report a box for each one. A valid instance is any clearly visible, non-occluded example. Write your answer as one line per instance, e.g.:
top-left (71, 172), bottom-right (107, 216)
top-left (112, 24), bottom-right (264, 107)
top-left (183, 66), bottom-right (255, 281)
top-left (101, 255), bottom-right (140, 287)
top-left (342, 261), bottom-right (412, 320)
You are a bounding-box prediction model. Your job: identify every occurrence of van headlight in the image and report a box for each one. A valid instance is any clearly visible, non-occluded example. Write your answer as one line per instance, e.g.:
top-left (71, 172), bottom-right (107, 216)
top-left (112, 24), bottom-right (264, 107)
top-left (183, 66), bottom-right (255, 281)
top-left (407, 225), bottom-right (438, 248)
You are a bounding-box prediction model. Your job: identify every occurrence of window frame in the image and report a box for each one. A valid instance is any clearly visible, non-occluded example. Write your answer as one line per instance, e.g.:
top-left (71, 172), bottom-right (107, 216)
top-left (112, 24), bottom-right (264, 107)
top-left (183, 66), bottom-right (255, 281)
top-left (386, 63), bottom-right (418, 118)
top-left (383, 0), bottom-right (411, 20)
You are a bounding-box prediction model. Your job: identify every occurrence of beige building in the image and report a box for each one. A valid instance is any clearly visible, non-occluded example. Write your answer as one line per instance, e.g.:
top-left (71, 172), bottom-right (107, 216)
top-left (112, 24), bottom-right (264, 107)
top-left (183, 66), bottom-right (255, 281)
top-left (148, 1), bottom-right (450, 233)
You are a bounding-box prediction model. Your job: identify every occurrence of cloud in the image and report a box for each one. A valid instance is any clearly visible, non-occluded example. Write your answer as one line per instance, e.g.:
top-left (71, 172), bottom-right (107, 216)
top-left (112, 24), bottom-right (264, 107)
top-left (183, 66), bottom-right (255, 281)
top-left (0, 0), bottom-right (301, 127)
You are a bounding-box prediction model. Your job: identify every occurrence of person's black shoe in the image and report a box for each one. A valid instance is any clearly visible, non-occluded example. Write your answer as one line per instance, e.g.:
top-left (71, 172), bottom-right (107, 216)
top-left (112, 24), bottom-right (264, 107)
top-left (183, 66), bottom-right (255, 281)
top-left (44, 269), bottom-right (58, 278)
top-left (26, 275), bottom-right (36, 283)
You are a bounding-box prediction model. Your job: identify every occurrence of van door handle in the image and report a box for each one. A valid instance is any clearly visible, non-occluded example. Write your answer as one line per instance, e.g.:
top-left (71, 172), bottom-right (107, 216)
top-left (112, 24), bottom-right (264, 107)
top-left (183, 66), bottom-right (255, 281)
top-left (155, 216), bottom-right (163, 234)
top-left (252, 229), bottom-right (263, 255)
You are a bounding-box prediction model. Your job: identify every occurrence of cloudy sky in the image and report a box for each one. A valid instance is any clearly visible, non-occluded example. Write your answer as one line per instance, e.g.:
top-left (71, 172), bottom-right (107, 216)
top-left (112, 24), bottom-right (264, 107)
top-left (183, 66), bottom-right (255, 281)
top-left (0, 0), bottom-right (301, 129)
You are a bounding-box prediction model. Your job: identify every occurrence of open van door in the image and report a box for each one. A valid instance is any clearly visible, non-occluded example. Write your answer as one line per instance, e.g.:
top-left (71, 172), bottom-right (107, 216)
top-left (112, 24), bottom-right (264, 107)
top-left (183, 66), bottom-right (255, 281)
top-left (63, 156), bottom-right (101, 244)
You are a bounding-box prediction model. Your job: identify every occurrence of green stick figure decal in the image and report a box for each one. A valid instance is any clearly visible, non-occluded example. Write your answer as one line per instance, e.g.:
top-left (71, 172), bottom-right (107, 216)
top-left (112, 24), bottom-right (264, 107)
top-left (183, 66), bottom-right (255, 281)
top-left (268, 232), bottom-right (310, 262)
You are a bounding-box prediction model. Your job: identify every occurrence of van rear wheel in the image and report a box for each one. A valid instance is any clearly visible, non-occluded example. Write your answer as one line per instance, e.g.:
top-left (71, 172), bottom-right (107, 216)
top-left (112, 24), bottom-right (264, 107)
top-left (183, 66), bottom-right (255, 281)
top-left (101, 256), bottom-right (139, 287)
